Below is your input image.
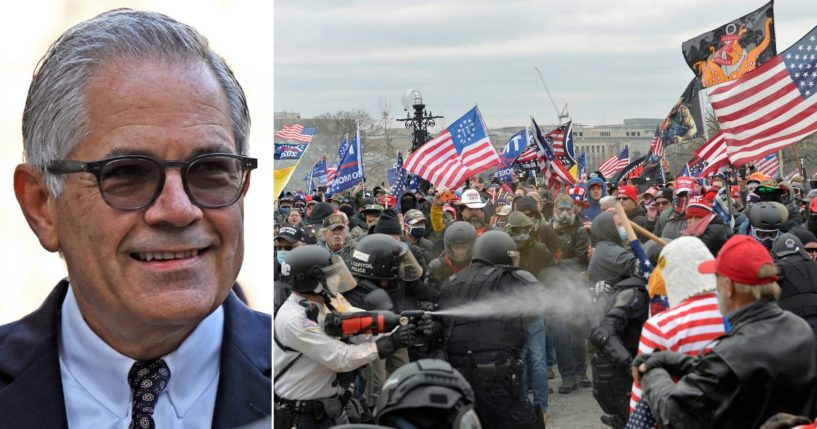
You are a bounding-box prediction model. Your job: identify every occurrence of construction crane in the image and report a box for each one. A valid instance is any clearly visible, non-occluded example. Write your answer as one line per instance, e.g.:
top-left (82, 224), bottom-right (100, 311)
top-left (535, 66), bottom-right (570, 125)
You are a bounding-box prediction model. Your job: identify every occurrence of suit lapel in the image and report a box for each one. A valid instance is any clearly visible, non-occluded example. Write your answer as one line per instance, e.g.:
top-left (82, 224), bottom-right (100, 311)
top-left (0, 281), bottom-right (69, 428)
top-left (211, 291), bottom-right (271, 428)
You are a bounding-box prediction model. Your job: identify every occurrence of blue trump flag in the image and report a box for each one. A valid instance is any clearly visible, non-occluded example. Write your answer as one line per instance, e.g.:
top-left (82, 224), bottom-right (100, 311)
top-left (327, 127), bottom-right (364, 194)
top-left (494, 129), bottom-right (528, 183)
top-left (304, 157), bottom-right (327, 193)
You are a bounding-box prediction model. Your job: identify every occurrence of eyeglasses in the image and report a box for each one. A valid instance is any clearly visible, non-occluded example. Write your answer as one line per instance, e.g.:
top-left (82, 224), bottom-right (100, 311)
top-left (805, 247), bottom-right (817, 254)
top-left (655, 200), bottom-right (671, 207)
top-left (275, 245), bottom-right (294, 251)
top-left (48, 153), bottom-right (257, 210)
top-left (615, 197), bottom-right (630, 202)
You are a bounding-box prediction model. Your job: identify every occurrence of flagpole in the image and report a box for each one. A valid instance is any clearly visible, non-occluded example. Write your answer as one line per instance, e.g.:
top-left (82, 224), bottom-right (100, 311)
top-left (725, 163), bottom-right (736, 220)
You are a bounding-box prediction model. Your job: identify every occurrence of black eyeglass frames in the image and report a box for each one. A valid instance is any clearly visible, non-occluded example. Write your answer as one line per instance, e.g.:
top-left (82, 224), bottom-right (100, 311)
top-left (47, 153), bottom-right (258, 210)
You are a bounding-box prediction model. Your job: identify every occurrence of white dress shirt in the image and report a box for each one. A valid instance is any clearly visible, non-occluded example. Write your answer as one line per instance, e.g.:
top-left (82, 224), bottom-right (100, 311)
top-left (59, 285), bottom-right (223, 428)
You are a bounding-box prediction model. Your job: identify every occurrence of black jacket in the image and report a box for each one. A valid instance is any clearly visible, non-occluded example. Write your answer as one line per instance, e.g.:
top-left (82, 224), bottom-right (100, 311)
top-left (641, 300), bottom-right (817, 429)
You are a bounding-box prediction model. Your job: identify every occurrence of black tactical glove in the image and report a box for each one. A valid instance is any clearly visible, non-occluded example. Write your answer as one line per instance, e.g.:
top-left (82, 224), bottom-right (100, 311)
top-left (642, 351), bottom-right (696, 376)
top-left (376, 324), bottom-right (416, 358)
top-left (415, 313), bottom-right (441, 338)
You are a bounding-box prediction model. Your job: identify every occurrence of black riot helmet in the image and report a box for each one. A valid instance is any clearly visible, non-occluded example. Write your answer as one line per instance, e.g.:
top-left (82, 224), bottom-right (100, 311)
top-left (349, 233), bottom-right (423, 281)
top-left (444, 221), bottom-right (477, 266)
top-left (375, 359), bottom-right (481, 429)
top-left (471, 230), bottom-right (520, 267)
top-left (279, 245), bottom-right (356, 295)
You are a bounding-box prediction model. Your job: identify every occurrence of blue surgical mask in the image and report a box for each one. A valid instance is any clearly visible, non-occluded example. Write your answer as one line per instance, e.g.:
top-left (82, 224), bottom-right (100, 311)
top-left (279, 206), bottom-right (290, 215)
top-left (276, 250), bottom-right (289, 265)
top-left (618, 226), bottom-right (628, 242)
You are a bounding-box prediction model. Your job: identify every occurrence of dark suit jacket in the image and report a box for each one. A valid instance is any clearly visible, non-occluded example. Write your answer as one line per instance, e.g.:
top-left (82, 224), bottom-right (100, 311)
top-left (0, 279), bottom-right (271, 428)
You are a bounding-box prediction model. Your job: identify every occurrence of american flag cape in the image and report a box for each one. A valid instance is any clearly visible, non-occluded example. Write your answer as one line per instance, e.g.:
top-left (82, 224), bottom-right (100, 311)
top-left (404, 106), bottom-right (501, 189)
top-left (709, 26), bottom-right (817, 166)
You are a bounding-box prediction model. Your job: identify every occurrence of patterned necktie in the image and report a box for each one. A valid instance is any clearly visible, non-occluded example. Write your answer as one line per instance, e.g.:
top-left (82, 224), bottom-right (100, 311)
top-left (128, 359), bottom-right (171, 429)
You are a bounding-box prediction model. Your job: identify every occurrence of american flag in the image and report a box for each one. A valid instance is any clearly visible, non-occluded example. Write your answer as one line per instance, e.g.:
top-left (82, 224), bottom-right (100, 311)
top-left (598, 146), bottom-right (629, 178)
top-left (516, 147), bottom-right (538, 163)
top-left (550, 122), bottom-right (576, 169)
top-left (275, 124), bottom-right (316, 143)
top-left (693, 132), bottom-right (728, 177)
top-left (389, 154), bottom-right (411, 209)
top-left (531, 118), bottom-right (575, 187)
top-left (404, 106), bottom-right (500, 189)
top-left (709, 26), bottom-right (817, 166)
top-left (649, 127), bottom-right (665, 157)
top-left (753, 153), bottom-right (780, 176)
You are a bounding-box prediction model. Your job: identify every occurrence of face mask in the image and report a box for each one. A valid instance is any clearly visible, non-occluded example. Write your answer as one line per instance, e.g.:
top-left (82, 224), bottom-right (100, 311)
top-left (618, 226), bottom-right (628, 242)
top-left (556, 213), bottom-right (574, 224)
top-left (276, 250), bottom-right (289, 265)
top-left (279, 206), bottom-right (290, 215)
top-left (409, 227), bottom-right (426, 239)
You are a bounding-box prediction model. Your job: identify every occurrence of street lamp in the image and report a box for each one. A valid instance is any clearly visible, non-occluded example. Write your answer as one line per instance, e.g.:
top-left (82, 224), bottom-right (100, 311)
top-left (397, 89), bottom-right (443, 152)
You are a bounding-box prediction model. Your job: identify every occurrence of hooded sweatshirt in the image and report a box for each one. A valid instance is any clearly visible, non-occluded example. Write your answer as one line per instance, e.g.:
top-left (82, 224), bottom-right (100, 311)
top-left (589, 212), bottom-right (638, 284)
top-left (584, 177), bottom-right (607, 221)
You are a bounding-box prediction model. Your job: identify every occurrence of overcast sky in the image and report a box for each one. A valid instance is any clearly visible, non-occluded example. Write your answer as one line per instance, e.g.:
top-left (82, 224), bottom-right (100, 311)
top-left (275, 0), bottom-right (817, 129)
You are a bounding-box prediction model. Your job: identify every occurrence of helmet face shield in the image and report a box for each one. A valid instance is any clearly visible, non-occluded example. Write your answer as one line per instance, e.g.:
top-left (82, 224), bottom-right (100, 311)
top-left (446, 242), bottom-right (473, 264)
top-left (397, 246), bottom-right (423, 281)
top-left (321, 254), bottom-right (357, 294)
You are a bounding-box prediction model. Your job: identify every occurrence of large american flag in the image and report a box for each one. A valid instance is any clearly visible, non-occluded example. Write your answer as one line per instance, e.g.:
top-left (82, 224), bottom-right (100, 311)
top-left (753, 153), bottom-right (780, 176)
top-left (275, 124), bottom-right (316, 143)
top-left (709, 26), bottom-right (817, 166)
top-left (404, 106), bottom-right (500, 189)
top-left (693, 132), bottom-right (728, 177)
top-left (598, 146), bottom-right (629, 178)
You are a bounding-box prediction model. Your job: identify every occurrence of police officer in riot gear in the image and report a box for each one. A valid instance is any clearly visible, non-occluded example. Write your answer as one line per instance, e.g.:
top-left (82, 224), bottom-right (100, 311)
top-left (433, 230), bottom-right (541, 429)
top-left (344, 233), bottom-right (437, 312)
top-left (428, 221), bottom-right (477, 290)
top-left (773, 233), bottom-right (817, 336)
top-left (274, 245), bottom-right (417, 429)
top-left (374, 359), bottom-right (482, 429)
top-left (588, 276), bottom-right (649, 429)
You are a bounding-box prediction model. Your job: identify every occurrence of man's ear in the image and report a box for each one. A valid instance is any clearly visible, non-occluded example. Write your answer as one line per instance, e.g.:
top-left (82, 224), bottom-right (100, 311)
top-left (14, 164), bottom-right (60, 252)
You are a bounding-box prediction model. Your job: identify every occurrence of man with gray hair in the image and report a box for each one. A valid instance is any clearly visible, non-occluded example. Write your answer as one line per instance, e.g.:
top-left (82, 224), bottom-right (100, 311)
top-left (0, 9), bottom-right (268, 428)
top-left (634, 235), bottom-right (817, 428)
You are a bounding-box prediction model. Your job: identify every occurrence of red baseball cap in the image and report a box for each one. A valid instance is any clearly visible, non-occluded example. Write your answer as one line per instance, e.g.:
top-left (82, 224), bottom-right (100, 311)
top-left (698, 235), bottom-right (779, 285)
top-left (616, 185), bottom-right (638, 203)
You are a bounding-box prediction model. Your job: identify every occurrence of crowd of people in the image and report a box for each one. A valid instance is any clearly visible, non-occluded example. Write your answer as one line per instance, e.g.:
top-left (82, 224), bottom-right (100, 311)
top-left (274, 168), bottom-right (817, 429)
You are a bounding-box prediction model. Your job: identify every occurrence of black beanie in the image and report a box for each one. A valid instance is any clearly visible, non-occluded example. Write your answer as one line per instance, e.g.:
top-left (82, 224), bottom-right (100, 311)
top-left (373, 209), bottom-right (403, 235)
top-left (310, 202), bottom-right (334, 224)
top-left (515, 196), bottom-right (539, 214)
